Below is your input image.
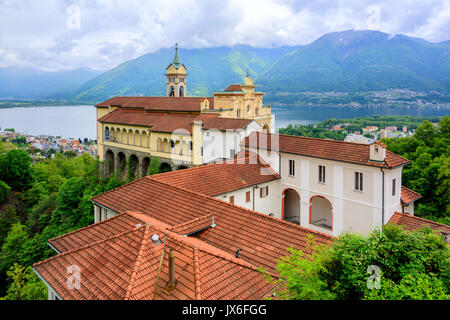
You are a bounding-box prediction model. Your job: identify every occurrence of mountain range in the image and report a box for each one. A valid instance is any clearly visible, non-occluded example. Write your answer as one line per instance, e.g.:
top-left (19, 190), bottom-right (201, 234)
top-left (1, 30), bottom-right (449, 104)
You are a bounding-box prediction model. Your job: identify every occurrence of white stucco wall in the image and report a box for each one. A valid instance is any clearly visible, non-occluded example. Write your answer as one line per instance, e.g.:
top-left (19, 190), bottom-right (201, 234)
top-left (202, 121), bottom-right (261, 164)
top-left (214, 180), bottom-right (281, 218)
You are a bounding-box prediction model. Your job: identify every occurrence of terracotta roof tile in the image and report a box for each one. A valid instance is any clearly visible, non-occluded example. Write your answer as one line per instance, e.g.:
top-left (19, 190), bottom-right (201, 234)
top-left (224, 84), bottom-right (243, 91)
top-left (96, 97), bottom-right (214, 112)
top-left (34, 213), bottom-right (278, 300)
top-left (401, 186), bottom-right (422, 204)
top-left (150, 152), bottom-right (280, 196)
top-left (91, 178), bottom-right (334, 274)
top-left (241, 132), bottom-right (410, 169)
top-left (98, 109), bottom-right (253, 133)
top-left (389, 212), bottom-right (450, 235)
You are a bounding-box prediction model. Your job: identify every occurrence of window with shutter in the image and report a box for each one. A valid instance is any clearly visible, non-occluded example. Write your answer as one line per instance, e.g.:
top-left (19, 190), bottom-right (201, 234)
top-left (246, 191), bottom-right (250, 202)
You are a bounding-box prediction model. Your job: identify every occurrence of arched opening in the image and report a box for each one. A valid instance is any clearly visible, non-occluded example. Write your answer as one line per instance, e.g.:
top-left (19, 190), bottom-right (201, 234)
top-left (247, 105), bottom-right (251, 114)
top-left (130, 154), bottom-right (139, 179)
top-left (236, 109), bottom-right (241, 118)
top-left (128, 129), bottom-right (134, 145)
top-left (157, 138), bottom-right (163, 152)
top-left (142, 132), bottom-right (148, 148)
top-left (169, 86), bottom-right (175, 97)
top-left (134, 130), bottom-right (141, 147)
top-left (263, 124), bottom-right (270, 133)
top-left (160, 162), bottom-right (172, 173)
top-left (180, 141), bottom-right (186, 156)
top-left (142, 157), bottom-right (150, 176)
top-left (179, 86), bottom-right (184, 97)
top-left (110, 127), bottom-right (116, 142)
top-left (163, 139), bottom-right (169, 153)
top-left (177, 165), bottom-right (188, 170)
top-left (309, 196), bottom-right (333, 230)
top-left (105, 150), bottom-right (114, 176)
top-left (121, 129), bottom-right (127, 144)
top-left (282, 188), bottom-right (300, 224)
top-left (117, 152), bottom-right (126, 175)
top-left (104, 127), bottom-right (110, 141)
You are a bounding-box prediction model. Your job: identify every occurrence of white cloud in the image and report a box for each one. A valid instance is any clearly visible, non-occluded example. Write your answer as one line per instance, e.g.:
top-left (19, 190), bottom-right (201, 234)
top-left (0, 0), bottom-right (448, 71)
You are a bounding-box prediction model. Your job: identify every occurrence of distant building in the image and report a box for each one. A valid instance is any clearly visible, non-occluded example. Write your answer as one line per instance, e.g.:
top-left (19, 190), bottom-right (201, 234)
top-left (362, 126), bottom-right (378, 132)
top-left (403, 126), bottom-right (407, 133)
top-left (385, 126), bottom-right (397, 131)
top-left (333, 125), bottom-right (341, 130)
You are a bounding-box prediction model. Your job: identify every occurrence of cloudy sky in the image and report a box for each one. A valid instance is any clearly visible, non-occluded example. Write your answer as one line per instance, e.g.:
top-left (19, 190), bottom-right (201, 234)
top-left (0, 0), bottom-right (449, 71)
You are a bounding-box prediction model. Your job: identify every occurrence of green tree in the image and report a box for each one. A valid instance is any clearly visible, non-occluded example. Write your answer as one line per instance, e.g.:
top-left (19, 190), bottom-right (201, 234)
top-left (0, 180), bottom-right (11, 204)
top-left (0, 223), bottom-right (29, 272)
top-left (0, 263), bottom-right (46, 300)
top-left (0, 207), bottom-right (18, 246)
top-left (268, 224), bottom-right (449, 300)
top-left (0, 149), bottom-right (34, 190)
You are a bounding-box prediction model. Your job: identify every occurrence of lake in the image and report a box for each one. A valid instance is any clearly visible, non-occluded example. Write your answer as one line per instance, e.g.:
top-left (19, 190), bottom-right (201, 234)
top-left (0, 104), bottom-right (448, 139)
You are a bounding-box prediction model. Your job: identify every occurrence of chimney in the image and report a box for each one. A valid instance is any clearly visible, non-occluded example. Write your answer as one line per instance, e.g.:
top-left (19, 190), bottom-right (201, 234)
top-left (369, 141), bottom-right (386, 162)
top-left (168, 250), bottom-right (177, 290)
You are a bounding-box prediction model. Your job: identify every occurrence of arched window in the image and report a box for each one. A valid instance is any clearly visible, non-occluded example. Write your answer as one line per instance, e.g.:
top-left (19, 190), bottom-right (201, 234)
top-left (247, 105), bottom-right (251, 113)
top-left (157, 138), bottom-right (163, 152)
top-left (179, 86), bottom-right (184, 97)
top-left (104, 127), bottom-right (110, 141)
top-left (169, 86), bottom-right (175, 97)
top-left (236, 109), bottom-right (240, 118)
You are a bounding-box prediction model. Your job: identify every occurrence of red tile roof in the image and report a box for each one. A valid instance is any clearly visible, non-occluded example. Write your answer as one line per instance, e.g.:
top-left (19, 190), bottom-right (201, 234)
top-left (241, 132), bottom-right (410, 169)
top-left (389, 212), bottom-right (450, 234)
top-left (401, 186), bottom-right (422, 204)
top-left (224, 84), bottom-right (243, 91)
top-left (150, 152), bottom-right (280, 196)
top-left (91, 178), bottom-right (333, 274)
top-left (34, 212), bottom-right (279, 300)
top-left (48, 212), bottom-right (143, 253)
top-left (96, 97), bottom-right (214, 112)
top-left (98, 109), bottom-right (254, 133)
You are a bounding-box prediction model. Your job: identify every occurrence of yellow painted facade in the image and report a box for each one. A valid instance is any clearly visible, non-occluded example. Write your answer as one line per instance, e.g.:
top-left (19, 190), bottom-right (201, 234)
top-left (96, 47), bottom-right (273, 172)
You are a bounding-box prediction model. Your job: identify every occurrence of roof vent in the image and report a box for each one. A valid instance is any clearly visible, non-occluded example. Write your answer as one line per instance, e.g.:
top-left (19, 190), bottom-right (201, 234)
top-left (135, 223), bottom-right (142, 228)
top-left (151, 233), bottom-right (162, 246)
top-left (235, 248), bottom-right (241, 258)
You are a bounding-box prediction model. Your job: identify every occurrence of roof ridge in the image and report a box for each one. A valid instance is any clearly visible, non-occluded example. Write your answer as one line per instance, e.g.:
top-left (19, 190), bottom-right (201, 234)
top-left (167, 213), bottom-right (213, 232)
top-left (145, 179), bottom-right (334, 241)
top-left (48, 212), bottom-right (130, 244)
top-left (196, 243), bottom-right (279, 279)
top-left (34, 225), bottom-right (146, 268)
top-left (401, 185), bottom-right (422, 196)
top-left (124, 224), bottom-right (151, 300)
top-left (193, 247), bottom-right (202, 300)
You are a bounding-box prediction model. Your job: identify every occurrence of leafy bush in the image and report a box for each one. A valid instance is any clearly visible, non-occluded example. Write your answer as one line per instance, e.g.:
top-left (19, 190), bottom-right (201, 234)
top-left (268, 224), bottom-right (449, 300)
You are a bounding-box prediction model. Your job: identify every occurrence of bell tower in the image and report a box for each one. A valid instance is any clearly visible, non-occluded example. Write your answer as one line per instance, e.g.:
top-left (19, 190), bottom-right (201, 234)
top-left (166, 44), bottom-right (187, 97)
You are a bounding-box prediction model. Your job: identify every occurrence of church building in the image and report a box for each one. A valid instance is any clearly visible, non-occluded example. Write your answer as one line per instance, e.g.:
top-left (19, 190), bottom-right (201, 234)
top-left (95, 46), bottom-right (273, 178)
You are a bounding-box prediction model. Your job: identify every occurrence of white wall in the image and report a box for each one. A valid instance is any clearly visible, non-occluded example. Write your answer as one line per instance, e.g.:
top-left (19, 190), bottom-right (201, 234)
top-left (214, 180), bottom-right (281, 218)
top-left (202, 121), bottom-right (261, 163)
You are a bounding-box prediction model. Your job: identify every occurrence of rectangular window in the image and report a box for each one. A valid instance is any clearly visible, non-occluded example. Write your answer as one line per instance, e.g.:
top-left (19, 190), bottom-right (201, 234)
top-left (246, 191), bottom-right (251, 203)
top-left (289, 160), bottom-right (295, 176)
top-left (229, 196), bottom-right (234, 204)
top-left (355, 172), bottom-right (363, 191)
top-left (319, 165), bottom-right (326, 183)
top-left (260, 186), bottom-right (269, 198)
top-left (105, 129), bottom-right (110, 141)
top-left (392, 179), bottom-right (396, 196)
top-left (230, 149), bottom-right (235, 159)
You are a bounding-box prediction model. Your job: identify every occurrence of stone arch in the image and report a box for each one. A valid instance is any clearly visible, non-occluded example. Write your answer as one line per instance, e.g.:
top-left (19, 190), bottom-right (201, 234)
top-left (263, 124), bottom-right (270, 133)
top-left (179, 86), bottom-right (184, 97)
top-left (160, 162), bottom-right (172, 173)
top-left (142, 157), bottom-right (151, 176)
top-left (129, 154), bottom-right (139, 179)
top-left (282, 188), bottom-right (301, 224)
top-left (163, 139), bottom-right (169, 152)
top-left (117, 152), bottom-right (126, 175)
top-left (309, 195), bottom-right (333, 230)
top-left (105, 150), bottom-right (114, 176)
top-left (169, 86), bottom-right (175, 97)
